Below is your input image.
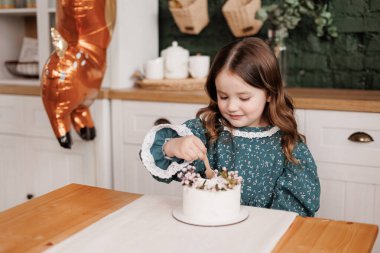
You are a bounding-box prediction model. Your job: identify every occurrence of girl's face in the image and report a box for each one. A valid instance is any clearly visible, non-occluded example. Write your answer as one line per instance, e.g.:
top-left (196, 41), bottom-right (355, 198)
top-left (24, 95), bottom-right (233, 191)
top-left (215, 70), bottom-right (270, 128)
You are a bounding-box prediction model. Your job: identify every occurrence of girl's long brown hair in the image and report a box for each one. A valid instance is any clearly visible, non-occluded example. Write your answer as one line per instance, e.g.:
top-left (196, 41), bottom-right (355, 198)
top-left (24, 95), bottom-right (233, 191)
top-left (197, 37), bottom-right (304, 164)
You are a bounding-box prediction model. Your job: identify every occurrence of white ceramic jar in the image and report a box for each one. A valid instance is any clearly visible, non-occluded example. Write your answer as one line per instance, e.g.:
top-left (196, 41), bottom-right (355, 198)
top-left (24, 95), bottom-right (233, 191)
top-left (161, 41), bottom-right (189, 79)
top-left (189, 55), bottom-right (210, 79)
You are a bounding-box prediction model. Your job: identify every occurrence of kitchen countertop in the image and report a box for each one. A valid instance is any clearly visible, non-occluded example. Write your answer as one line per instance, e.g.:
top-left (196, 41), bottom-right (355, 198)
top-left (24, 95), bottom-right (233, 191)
top-left (1, 84), bottom-right (380, 113)
top-left (109, 87), bottom-right (380, 113)
top-left (0, 184), bottom-right (377, 253)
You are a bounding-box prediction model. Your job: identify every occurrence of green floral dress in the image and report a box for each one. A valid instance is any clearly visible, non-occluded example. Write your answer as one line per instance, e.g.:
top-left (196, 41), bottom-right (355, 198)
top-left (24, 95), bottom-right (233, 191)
top-left (140, 118), bottom-right (320, 217)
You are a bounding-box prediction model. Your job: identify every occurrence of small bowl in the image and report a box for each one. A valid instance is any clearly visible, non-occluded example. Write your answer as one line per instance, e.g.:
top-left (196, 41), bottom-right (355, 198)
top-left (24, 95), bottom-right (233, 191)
top-left (5, 61), bottom-right (39, 78)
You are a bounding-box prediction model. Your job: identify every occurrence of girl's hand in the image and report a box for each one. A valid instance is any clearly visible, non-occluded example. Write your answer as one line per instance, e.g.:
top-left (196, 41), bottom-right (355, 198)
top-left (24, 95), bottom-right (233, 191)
top-left (163, 136), bottom-right (207, 161)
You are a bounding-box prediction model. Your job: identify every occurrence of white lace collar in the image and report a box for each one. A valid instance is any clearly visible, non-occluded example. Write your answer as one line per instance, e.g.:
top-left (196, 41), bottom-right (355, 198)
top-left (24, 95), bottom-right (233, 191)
top-left (223, 126), bottom-right (280, 139)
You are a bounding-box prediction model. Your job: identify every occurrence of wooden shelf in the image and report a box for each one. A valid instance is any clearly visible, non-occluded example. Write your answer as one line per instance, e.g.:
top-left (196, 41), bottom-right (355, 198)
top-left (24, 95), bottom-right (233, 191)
top-left (0, 78), bottom-right (39, 86)
top-left (0, 8), bottom-right (37, 16)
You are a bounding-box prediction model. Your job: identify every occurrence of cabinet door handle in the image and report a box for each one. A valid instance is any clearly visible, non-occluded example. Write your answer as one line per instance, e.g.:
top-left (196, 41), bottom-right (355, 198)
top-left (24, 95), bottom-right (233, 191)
top-left (348, 132), bottom-right (374, 143)
top-left (154, 118), bottom-right (171, 126)
top-left (26, 194), bottom-right (34, 200)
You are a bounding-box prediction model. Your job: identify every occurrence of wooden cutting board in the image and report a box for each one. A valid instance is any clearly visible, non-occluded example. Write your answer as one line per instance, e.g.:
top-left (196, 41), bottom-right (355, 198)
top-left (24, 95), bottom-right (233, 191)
top-left (136, 78), bottom-right (206, 91)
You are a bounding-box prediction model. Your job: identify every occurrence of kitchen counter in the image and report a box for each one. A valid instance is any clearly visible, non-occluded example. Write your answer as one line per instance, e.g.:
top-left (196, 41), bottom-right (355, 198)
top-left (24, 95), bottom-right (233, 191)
top-left (1, 84), bottom-right (380, 113)
top-left (0, 184), bottom-right (377, 253)
top-left (109, 87), bottom-right (380, 113)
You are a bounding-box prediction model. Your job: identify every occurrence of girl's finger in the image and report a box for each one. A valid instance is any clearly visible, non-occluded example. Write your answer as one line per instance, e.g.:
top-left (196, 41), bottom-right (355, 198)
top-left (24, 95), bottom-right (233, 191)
top-left (183, 154), bottom-right (193, 161)
top-left (186, 150), bottom-right (197, 161)
top-left (192, 138), bottom-right (207, 155)
top-left (197, 151), bottom-right (205, 160)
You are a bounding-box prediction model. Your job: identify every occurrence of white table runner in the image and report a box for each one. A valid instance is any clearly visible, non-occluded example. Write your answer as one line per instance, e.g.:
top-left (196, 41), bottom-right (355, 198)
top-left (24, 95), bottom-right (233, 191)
top-left (45, 195), bottom-right (297, 253)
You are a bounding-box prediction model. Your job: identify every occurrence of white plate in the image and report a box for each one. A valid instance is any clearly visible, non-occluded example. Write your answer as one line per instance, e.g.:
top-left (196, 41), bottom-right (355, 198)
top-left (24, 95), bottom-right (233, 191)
top-left (172, 207), bottom-right (249, 227)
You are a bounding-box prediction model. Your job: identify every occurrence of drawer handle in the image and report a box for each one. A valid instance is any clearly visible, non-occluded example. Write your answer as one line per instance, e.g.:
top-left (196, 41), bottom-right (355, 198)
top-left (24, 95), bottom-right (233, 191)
top-left (348, 132), bottom-right (374, 143)
top-left (26, 193), bottom-right (34, 200)
top-left (154, 118), bottom-right (171, 126)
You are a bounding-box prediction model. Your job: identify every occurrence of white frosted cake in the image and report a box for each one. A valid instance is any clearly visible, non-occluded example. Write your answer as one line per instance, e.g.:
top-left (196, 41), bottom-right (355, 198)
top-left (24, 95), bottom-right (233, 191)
top-left (174, 166), bottom-right (246, 225)
top-left (182, 184), bottom-right (241, 224)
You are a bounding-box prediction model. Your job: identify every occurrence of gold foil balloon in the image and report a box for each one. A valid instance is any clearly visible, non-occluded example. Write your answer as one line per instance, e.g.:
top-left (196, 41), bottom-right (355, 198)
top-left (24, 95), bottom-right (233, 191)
top-left (41, 0), bottom-right (116, 149)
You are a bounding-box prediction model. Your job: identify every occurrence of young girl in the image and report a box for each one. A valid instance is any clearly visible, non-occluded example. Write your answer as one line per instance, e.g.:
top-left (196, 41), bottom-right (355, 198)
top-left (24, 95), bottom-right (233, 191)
top-left (140, 37), bottom-right (320, 217)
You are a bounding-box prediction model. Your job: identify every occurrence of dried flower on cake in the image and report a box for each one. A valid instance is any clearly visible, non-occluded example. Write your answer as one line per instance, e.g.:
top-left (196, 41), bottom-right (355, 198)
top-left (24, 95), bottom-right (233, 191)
top-left (177, 165), bottom-right (243, 191)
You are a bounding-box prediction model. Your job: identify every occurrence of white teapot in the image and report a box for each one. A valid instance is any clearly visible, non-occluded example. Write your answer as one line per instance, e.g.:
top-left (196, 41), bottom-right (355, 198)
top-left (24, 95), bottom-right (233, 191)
top-left (161, 41), bottom-right (189, 79)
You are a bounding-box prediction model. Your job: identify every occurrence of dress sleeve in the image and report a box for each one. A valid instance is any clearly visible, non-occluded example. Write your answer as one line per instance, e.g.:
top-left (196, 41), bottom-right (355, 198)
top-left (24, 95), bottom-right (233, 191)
top-left (140, 118), bottom-right (207, 183)
top-left (271, 142), bottom-right (321, 217)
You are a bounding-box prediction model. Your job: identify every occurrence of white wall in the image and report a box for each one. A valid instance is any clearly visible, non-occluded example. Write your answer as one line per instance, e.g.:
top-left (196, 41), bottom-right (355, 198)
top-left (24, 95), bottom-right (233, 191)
top-left (105, 0), bottom-right (159, 89)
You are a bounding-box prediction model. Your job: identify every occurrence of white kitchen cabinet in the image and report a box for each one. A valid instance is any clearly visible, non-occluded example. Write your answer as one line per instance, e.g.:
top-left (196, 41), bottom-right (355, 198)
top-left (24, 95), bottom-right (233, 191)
top-left (0, 94), bottom-right (112, 211)
top-left (306, 110), bottom-right (380, 252)
top-left (0, 135), bottom-right (29, 210)
top-left (295, 109), bottom-right (305, 135)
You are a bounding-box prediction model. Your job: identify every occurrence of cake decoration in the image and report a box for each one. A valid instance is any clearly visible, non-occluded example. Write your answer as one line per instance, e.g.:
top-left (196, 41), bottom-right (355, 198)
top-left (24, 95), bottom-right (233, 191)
top-left (177, 166), bottom-right (243, 191)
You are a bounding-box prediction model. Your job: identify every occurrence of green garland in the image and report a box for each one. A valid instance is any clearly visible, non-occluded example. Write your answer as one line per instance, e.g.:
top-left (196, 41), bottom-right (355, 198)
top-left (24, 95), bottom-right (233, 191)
top-left (256, 0), bottom-right (338, 43)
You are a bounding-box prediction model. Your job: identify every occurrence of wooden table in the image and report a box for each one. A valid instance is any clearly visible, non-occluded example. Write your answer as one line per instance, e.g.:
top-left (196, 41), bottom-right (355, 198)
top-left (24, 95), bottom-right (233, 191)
top-left (0, 184), bottom-right (378, 253)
